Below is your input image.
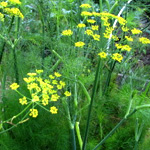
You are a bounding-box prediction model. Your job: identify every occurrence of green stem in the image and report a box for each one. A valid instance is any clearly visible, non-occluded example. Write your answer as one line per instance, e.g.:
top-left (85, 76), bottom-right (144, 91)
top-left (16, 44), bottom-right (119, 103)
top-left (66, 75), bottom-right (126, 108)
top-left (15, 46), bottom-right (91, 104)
top-left (12, 46), bottom-right (19, 84)
top-left (82, 58), bottom-right (101, 150)
top-left (76, 122), bottom-right (83, 150)
top-left (103, 61), bottom-right (116, 95)
top-left (99, 0), bottom-right (103, 13)
top-left (62, 99), bottom-right (76, 150)
top-left (0, 16), bottom-right (14, 64)
top-left (3, 102), bottom-right (32, 124)
top-left (109, 1), bottom-right (118, 13)
top-left (105, 0), bottom-right (110, 11)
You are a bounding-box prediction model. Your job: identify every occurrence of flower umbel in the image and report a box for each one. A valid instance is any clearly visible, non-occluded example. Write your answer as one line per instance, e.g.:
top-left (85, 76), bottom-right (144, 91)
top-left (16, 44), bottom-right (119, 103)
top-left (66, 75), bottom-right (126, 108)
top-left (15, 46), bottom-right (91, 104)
top-left (75, 41), bottom-right (85, 48)
top-left (98, 52), bottom-right (107, 59)
top-left (10, 83), bottom-right (19, 90)
top-left (50, 106), bottom-right (58, 114)
top-left (29, 109), bottom-right (38, 118)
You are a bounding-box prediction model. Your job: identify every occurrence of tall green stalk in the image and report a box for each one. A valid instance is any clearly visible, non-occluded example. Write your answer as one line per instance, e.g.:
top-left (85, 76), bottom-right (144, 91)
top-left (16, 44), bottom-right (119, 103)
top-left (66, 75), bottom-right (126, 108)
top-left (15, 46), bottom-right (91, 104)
top-left (82, 58), bottom-right (101, 150)
top-left (0, 16), bottom-right (14, 64)
top-left (37, 1), bottom-right (45, 69)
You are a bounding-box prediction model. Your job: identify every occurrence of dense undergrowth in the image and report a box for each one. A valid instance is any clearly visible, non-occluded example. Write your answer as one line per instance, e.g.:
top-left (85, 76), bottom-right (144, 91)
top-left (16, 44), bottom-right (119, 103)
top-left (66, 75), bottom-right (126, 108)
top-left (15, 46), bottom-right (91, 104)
top-left (0, 0), bottom-right (150, 150)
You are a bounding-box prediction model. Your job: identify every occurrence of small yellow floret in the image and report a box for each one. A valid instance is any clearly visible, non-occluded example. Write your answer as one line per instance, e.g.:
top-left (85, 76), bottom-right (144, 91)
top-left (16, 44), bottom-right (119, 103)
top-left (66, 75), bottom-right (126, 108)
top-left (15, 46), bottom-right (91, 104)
top-left (10, 83), bottom-right (19, 90)
top-left (75, 41), bottom-right (85, 48)
top-left (29, 109), bottom-right (38, 118)
top-left (80, 4), bottom-right (92, 8)
top-left (8, 0), bottom-right (21, 5)
top-left (77, 23), bottom-right (86, 28)
top-left (62, 29), bottom-right (73, 36)
top-left (131, 28), bottom-right (142, 34)
top-left (64, 91), bottom-right (71, 96)
top-left (50, 106), bottom-right (58, 114)
top-left (98, 52), bottom-right (107, 59)
top-left (19, 97), bottom-right (27, 105)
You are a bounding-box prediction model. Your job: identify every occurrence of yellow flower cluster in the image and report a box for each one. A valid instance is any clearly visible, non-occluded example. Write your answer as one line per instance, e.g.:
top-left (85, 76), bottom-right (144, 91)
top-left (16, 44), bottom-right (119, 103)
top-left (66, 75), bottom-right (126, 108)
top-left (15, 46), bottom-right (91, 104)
top-left (10, 83), bottom-right (20, 90)
top-left (131, 28), bottom-right (142, 34)
top-left (115, 44), bottom-right (132, 52)
top-left (87, 19), bottom-right (96, 24)
top-left (8, 0), bottom-right (21, 5)
top-left (92, 34), bottom-right (100, 41)
top-left (29, 109), bottom-right (38, 118)
top-left (75, 41), bottom-right (85, 48)
top-left (91, 25), bottom-right (99, 31)
top-left (80, 4), bottom-right (92, 8)
top-left (62, 29), bottom-right (73, 36)
top-left (81, 11), bottom-right (92, 17)
top-left (125, 36), bottom-right (133, 42)
top-left (19, 97), bottom-right (27, 105)
top-left (139, 37), bottom-right (150, 44)
top-left (77, 23), bottom-right (86, 28)
top-left (103, 27), bottom-right (114, 39)
top-left (0, 2), bottom-right (8, 7)
top-left (4, 8), bottom-right (24, 19)
top-left (10, 70), bottom-right (71, 118)
top-left (50, 106), bottom-right (58, 114)
top-left (85, 29), bottom-right (93, 36)
top-left (111, 53), bottom-right (123, 62)
top-left (98, 52), bottom-right (107, 59)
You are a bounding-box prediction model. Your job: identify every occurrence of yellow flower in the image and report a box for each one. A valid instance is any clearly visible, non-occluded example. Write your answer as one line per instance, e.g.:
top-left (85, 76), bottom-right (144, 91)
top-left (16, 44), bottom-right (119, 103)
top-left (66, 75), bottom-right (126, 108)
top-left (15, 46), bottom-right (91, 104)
top-left (91, 25), bottom-right (99, 31)
top-left (75, 41), bottom-right (85, 48)
top-left (85, 29), bottom-right (93, 36)
top-left (51, 94), bottom-right (60, 101)
top-left (32, 94), bottom-right (40, 102)
top-left (125, 36), bottom-right (133, 42)
top-left (92, 34), bottom-right (100, 41)
top-left (4, 8), bottom-right (24, 19)
top-left (54, 72), bottom-right (61, 77)
top-left (77, 23), bottom-right (86, 28)
top-left (131, 28), bottom-right (142, 34)
top-left (50, 106), bottom-right (58, 114)
top-left (139, 37), bottom-right (150, 44)
top-left (49, 75), bottom-right (55, 79)
top-left (112, 35), bottom-right (119, 41)
top-left (8, 0), bottom-right (21, 5)
top-left (116, 17), bottom-right (127, 25)
top-left (98, 52), bottom-right (107, 59)
top-left (115, 44), bottom-right (132, 52)
top-left (0, 2), bottom-right (8, 7)
top-left (29, 109), bottom-right (38, 118)
top-left (10, 83), bottom-right (19, 90)
top-left (57, 84), bottom-right (63, 89)
top-left (42, 98), bottom-right (49, 106)
top-left (60, 81), bottom-right (66, 87)
top-left (121, 45), bottom-right (132, 52)
top-left (36, 69), bottom-right (43, 74)
top-left (81, 11), bottom-right (92, 16)
top-left (19, 97), bottom-right (27, 105)
top-left (27, 73), bottom-right (37, 76)
top-left (111, 53), bottom-right (123, 62)
top-left (52, 80), bottom-right (58, 85)
top-left (64, 91), bottom-right (71, 96)
top-left (92, 12), bottom-right (101, 17)
top-left (62, 29), bottom-right (73, 36)
top-left (80, 4), bottom-right (92, 8)
top-left (87, 19), bottom-right (96, 24)
top-left (23, 77), bottom-right (36, 83)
